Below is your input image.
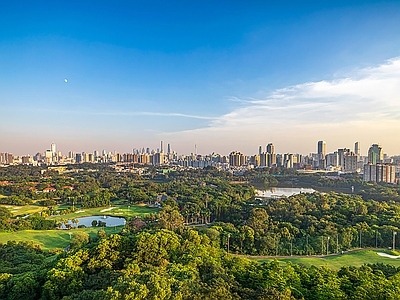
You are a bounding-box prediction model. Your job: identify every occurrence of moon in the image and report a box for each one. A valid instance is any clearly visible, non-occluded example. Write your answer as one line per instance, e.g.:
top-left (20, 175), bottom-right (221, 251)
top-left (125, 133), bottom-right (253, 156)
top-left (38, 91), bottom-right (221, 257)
top-left (64, 78), bottom-right (68, 83)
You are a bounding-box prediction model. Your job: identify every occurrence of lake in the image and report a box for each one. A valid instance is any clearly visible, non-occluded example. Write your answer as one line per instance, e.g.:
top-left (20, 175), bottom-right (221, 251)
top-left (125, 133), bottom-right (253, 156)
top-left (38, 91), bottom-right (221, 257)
top-left (67, 216), bottom-right (126, 227)
top-left (256, 187), bottom-right (316, 198)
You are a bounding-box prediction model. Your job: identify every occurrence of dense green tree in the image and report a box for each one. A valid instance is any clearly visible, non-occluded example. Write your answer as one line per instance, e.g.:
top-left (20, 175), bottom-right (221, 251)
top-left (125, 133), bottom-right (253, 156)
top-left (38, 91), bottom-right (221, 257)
top-left (157, 206), bottom-right (184, 232)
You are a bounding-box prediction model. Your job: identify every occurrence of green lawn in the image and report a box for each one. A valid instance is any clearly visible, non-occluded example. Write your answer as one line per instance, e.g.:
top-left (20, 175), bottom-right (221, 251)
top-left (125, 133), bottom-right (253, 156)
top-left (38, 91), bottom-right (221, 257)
top-left (256, 250), bottom-right (400, 269)
top-left (1, 204), bottom-right (45, 216)
top-left (49, 204), bottom-right (159, 221)
top-left (0, 203), bottom-right (159, 250)
top-left (0, 227), bottom-right (123, 250)
top-left (1, 203), bottom-right (159, 219)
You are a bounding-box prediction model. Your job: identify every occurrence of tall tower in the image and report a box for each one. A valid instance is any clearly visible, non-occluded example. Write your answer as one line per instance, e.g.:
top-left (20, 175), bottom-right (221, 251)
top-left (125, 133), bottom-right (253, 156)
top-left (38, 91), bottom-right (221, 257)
top-left (51, 143), bottom-right (56, 154)
top-left (167, 143), bottom-right (171, 154)
top-left (317, 141), bottom-right (326, 156)
top-left (317, 141), bottom-right (327, 169)
top-left (368, 144), bottom-right (383, 164)
top-left (258, 146), bottom-right (262, 155)
top-left (354, 142), bottom-right (360, 156)
top-left (266, 143), bottom-right (275, 154)
top-left (160, 141), bottom-right (164, 153)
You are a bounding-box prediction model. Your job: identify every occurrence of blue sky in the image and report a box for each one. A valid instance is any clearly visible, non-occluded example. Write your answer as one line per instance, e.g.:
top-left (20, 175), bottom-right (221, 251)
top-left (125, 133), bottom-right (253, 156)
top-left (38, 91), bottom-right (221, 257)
top-left (1, 1), bottom-right (400, 155)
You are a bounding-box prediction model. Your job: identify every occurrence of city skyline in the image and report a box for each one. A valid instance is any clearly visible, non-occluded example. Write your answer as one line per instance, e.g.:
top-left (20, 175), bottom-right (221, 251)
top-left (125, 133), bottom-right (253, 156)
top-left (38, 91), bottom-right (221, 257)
top-left (2, 1), bottom-right (400, 155)
top-left (1, 140), bottom-right (396, 158)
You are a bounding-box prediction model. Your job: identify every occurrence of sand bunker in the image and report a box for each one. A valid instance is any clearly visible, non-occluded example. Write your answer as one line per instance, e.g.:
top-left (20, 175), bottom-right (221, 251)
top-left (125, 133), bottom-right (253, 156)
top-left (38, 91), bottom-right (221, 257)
top-left (75, 210), bottom-right (85, 213)
top-left (377, 252), bottom-right (400, 259)
top-left (100, 207), bottom-right (116, 212)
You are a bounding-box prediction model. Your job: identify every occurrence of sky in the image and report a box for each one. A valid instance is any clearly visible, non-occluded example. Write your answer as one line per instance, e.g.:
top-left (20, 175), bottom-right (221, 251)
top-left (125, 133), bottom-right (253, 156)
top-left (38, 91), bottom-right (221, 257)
top-left (1, 0), bottom-right (400, 156)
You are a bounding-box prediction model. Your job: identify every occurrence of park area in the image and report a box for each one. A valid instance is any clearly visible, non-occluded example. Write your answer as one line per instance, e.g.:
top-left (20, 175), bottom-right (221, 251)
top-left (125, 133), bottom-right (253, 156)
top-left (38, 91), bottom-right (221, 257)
top-left (0, 202), bottom-right (159, 250)
top-left (254, 249), bottom-right (400, 269)
top-left (0, 227), bottom-right (121, 250)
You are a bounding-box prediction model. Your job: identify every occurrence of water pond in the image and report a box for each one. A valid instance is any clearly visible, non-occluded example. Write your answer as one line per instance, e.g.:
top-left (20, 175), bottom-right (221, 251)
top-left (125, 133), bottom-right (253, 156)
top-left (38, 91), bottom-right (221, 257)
top-left (67, 215), bottom-right (126, 227)
top-left (256, 187), bottom-right (315, 198)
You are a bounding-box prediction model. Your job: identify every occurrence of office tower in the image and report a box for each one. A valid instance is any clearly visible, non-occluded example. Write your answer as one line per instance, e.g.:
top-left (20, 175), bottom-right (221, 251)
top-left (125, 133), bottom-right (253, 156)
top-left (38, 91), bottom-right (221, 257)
top-left (45, 150), bottom-right (53, 164)
top-left (260, 153), bottom-right (267, 167)
top-left (354, 142), bottom-right (360, 156)
top-left (229, 151), bottom-right (245, 167)
top-left (337, 148), bottom-right (350, 169)
top-left (317, 141), bottom-right (326, 169)
top-left (160, 141), bottom-right (164, 153)
top-left (152, 152), bottom-right (165, 165)
top-left (51, 143), bottom-right (56, 154)
top-left (326, 152), bottom-right (339, 167)
top-left (251, 155), bottom-right (260, 167)
top-left (167, 143), bottom-right (171, 154)
top-left (75, 153), bottom-right (82, 164)
top-left (102, 149), bottom-right (107, 156)
top-left (266, 143), bottom-right (275, 154)
top-left (368, 144), bottom-right (383, 164)
top-left (317, 141), bottom-right (326, 156)
top-left (259, 146), bottom-right (262, 155)
top-left (343, 153), bottom-right (358, 172)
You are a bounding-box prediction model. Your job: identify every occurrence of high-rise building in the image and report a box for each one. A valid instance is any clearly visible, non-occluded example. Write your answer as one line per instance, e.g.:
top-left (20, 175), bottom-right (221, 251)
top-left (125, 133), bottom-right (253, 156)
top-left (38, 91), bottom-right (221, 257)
top-left (317, 141), bottom-right (326, 156)
top-left (368, 144), bottom-right (383, 164)
top-left (363, 163), bottom-right (395, 183)
top-left (326, 152), bottom-right (339, 167)
top-left (51, 143), bottom-right (56, 154)
top-left (343, 153), bottom-right (358, 172)
top-left (354, 142), bottom-right (360, 156)
top-left (75, 153), bottom-right (82, 164)
top-left (258, 146), bottom-right (262, 155)
top-left (282, 153), bottom-right (301, 169)
top-left (266, 143), bottom-right (275, 154)
top-left (229, 151), bottom-right (245, 167)
top-left (167, 143), bottom-right (171, 154)
top-left (337, 148), bottom-right (350, 169)
top-left (160, 141), bottom-right (164, 153)
top-left (317, 141), bottom-right (327, 169)
top-left (152, 152), bottom-right (165, 165)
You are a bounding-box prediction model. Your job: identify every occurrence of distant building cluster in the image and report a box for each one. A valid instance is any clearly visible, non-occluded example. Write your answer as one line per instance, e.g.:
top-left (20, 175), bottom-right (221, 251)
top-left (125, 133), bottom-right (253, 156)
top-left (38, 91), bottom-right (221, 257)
top-left (1, 140), bottom-right (400, 184)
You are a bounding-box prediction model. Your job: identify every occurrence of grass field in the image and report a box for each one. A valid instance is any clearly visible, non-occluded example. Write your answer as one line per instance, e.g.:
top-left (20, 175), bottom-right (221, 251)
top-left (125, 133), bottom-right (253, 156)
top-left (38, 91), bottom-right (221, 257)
top-left (255, 250), bottom-right (400, 269)
top-left (0, 203), bottom-right (159, 250)
top-left (0, 226), bottom-right (123, 250)
top-left (49, 203), bottom-right (159, 221)
top-left (1, 203), bottom-right (159, 219)
top-left (1, 204), bottom-right (45, 216)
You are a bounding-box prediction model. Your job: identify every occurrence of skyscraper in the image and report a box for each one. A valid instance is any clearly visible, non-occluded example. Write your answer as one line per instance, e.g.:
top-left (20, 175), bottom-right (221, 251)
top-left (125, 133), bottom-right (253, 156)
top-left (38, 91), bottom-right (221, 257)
top-left (354, 142), bottom-right (360, 156)
top-left (266, 143), bottom-right (275, 154)
top-left (51, 143), bottom-right (56, 154)
top-left (160, 141), bottom-right (164, 153)
top-left (317, 141), bottom-right (327, 169)
top-left (317, 141), bottom-right (326, 156)
top-left (368, 144), bottom-right (383, 164)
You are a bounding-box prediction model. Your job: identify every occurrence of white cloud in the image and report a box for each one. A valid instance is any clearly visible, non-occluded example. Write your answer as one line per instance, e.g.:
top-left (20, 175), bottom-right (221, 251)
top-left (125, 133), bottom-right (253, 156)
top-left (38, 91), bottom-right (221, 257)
top-left (168, 57), bottom-right (400, 155)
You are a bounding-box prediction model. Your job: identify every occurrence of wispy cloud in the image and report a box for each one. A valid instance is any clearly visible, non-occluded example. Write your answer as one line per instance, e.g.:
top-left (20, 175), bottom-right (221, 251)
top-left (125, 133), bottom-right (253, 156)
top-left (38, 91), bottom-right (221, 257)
top-left (29, 109), bottom-right (216, 120)
top-left (168, 57), bottom-right (400, 154)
